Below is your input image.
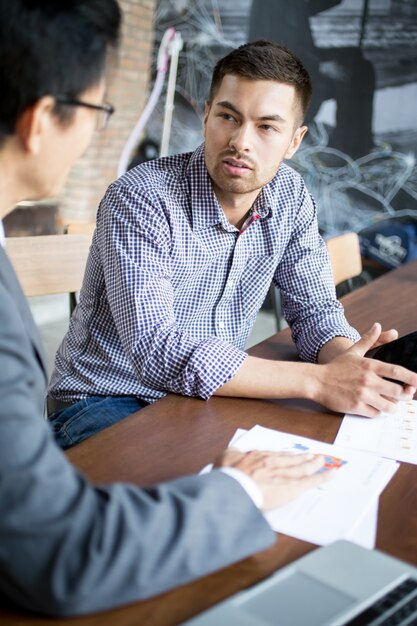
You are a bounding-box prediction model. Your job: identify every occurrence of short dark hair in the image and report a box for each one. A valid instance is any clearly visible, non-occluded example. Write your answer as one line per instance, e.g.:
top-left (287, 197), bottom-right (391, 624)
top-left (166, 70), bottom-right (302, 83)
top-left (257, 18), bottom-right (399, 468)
top-left (208, 40), bottom-right (312, 123)
top-left (0, 0), bottom-right (121, 143)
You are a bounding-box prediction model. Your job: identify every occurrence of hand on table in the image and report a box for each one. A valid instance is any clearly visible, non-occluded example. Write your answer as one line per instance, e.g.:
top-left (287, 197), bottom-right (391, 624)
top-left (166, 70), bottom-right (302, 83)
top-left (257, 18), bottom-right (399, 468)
top-left (315, 323), bottom-right (417, 418)
top-left (216, 448), bottom-right (333, 512)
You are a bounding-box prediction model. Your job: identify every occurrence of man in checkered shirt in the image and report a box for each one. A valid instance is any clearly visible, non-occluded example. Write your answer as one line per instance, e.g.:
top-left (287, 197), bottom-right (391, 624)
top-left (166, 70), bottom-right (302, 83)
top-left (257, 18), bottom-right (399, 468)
top-left (48, 41), bottom-right (416, 449)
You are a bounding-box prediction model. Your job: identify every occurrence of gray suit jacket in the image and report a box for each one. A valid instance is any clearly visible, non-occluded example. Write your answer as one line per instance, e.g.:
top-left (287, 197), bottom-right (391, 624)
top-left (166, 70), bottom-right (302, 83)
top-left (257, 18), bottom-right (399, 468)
top-left (0, 245), bottom-right (275, 617)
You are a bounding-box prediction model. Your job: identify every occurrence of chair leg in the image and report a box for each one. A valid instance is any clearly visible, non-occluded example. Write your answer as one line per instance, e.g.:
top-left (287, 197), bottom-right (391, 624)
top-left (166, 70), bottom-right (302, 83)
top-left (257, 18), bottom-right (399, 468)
top-left (270, 285), bottom-right (283, 332)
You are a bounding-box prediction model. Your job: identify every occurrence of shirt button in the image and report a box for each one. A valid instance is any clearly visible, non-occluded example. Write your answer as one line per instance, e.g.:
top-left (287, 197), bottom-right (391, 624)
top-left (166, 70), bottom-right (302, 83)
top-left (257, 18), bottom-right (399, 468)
top-left (218, 321), bottom-right (225, 329)
top-left (227, 280), bottom-right (234, 288)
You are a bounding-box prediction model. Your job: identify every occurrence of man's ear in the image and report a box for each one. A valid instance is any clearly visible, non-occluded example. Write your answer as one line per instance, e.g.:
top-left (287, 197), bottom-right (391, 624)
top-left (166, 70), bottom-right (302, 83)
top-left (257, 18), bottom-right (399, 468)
top-left (15, 96), bottom-right (56, 155)
top-left (285, 125), bottom-right (308, 160)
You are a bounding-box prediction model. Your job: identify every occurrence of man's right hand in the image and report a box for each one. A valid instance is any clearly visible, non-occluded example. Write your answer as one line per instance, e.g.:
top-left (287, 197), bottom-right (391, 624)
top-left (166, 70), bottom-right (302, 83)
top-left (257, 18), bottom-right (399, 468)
top-left (315, 323), bottom-right (417, 418)
top-left (216, 448), bottom-right (333, 512)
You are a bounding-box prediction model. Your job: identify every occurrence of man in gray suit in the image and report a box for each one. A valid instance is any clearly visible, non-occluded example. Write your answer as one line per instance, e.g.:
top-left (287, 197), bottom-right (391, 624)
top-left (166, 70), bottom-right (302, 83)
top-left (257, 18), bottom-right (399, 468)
top-left (0, 0), bottom-right (330, 617)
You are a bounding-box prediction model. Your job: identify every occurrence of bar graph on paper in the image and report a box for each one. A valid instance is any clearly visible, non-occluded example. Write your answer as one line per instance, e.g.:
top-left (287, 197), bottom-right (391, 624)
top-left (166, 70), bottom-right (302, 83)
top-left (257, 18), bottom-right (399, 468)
top-left (335, 400), bottom-right (417, 465)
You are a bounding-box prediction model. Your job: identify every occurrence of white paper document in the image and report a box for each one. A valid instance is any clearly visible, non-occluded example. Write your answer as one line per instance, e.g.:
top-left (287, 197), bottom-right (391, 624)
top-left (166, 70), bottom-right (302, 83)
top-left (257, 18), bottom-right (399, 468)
top-left (232, 425), bottom-right (398, 547)
top-left (348, 501), bottom-right (378, 549)
top-left (335, 400), bottom-right (417, 465)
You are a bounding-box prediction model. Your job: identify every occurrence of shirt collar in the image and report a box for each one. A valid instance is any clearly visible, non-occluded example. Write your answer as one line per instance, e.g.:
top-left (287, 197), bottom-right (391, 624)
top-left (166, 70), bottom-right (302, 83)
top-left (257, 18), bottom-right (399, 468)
top-left (253, 185), bottom-right (273, 218)
top-left (0, 220), bottom-right (5, 247)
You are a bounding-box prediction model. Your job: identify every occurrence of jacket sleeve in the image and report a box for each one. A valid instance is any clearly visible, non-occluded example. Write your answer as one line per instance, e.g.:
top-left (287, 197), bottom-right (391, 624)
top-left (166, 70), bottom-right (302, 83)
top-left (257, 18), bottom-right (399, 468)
top-left (0, 281), bottom-right (275, 617)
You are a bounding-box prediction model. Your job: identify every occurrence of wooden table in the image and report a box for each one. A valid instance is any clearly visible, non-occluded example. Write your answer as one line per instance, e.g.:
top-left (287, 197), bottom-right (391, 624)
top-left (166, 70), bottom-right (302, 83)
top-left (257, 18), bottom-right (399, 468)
top-left (2, 260), bottom-right (417, 625)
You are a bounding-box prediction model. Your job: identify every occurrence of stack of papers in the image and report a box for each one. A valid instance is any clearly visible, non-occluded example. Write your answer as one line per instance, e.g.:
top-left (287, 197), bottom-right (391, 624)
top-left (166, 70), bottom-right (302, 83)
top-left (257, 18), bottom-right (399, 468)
top-left (206, 402), bottom-right (417, 547)
top-left (335, 399), bottom-right (417, 465)
top-left (228, 425), bottom-right (398, 549)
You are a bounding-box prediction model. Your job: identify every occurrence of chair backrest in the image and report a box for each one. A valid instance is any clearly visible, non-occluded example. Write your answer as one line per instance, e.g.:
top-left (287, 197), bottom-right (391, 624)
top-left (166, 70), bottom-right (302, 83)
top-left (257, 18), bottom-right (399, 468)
top-left (5, 233), bottom-right (91, 298)
top-left (325, 232), bottom-right (362, 287)
top-left (65, 222), bottom-right (96, 238)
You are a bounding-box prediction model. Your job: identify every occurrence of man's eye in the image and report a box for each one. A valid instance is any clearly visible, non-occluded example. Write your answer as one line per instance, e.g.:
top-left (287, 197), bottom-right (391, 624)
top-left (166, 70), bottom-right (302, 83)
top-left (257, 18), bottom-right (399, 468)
top-left (260, 124), bottom-right (276, 132)
top-left (220, 113), bottom-right (236, 122)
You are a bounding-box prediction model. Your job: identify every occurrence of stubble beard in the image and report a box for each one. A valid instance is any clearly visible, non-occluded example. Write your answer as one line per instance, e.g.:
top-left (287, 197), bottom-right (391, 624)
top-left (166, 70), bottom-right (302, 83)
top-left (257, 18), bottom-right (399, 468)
top-left (211, 160), bottom-right (281, 198)
top-left (210, 160), bottom-right (262, 197)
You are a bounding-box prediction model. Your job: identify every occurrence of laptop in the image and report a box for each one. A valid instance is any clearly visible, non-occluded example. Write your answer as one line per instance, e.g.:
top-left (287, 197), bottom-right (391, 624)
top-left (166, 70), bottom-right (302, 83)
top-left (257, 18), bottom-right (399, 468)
top-left (182, 541), bottom-right (417, 626)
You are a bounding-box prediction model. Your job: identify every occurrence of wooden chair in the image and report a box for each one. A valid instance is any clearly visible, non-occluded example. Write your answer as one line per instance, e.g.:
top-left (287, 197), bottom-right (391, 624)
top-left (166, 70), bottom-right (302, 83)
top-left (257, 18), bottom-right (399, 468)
top-left (325, 231), bottom-right (363, 291)
top-left (5, 233), bottom-right (92, 314)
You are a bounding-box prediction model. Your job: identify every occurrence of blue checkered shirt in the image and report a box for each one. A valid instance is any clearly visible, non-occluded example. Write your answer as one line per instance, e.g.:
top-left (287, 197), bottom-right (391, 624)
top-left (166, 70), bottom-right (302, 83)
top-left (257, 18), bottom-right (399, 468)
top-left (49, 143), bottom-right (360, 404)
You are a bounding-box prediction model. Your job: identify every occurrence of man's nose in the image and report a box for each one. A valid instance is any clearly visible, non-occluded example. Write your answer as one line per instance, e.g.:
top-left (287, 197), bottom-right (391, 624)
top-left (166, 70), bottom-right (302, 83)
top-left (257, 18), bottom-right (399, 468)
top-left (229, 123), bottom-right (252, 152)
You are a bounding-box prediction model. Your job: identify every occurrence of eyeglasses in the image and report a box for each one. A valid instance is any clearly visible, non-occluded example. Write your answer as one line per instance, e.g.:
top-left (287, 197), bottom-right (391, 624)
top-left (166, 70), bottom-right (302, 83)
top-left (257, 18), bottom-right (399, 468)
top-left (55, 97), bottom-right (115, 131)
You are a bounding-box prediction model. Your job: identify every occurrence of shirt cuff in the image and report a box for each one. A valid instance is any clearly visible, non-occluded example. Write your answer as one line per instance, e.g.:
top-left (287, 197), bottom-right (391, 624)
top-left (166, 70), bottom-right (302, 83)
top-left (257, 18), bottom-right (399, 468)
top-left (219, 467), bottom-right (263, 509)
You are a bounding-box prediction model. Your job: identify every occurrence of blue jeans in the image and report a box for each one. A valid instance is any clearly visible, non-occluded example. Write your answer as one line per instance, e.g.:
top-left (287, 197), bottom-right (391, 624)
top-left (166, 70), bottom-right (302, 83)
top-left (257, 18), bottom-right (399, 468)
top-left (48, 396), bottom-right (148, 450)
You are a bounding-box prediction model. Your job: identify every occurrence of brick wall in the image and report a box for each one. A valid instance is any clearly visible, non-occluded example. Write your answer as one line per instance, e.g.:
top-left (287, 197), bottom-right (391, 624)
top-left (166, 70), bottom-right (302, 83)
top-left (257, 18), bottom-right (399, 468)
top-left (58, 0), bottom-right (156, 227)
